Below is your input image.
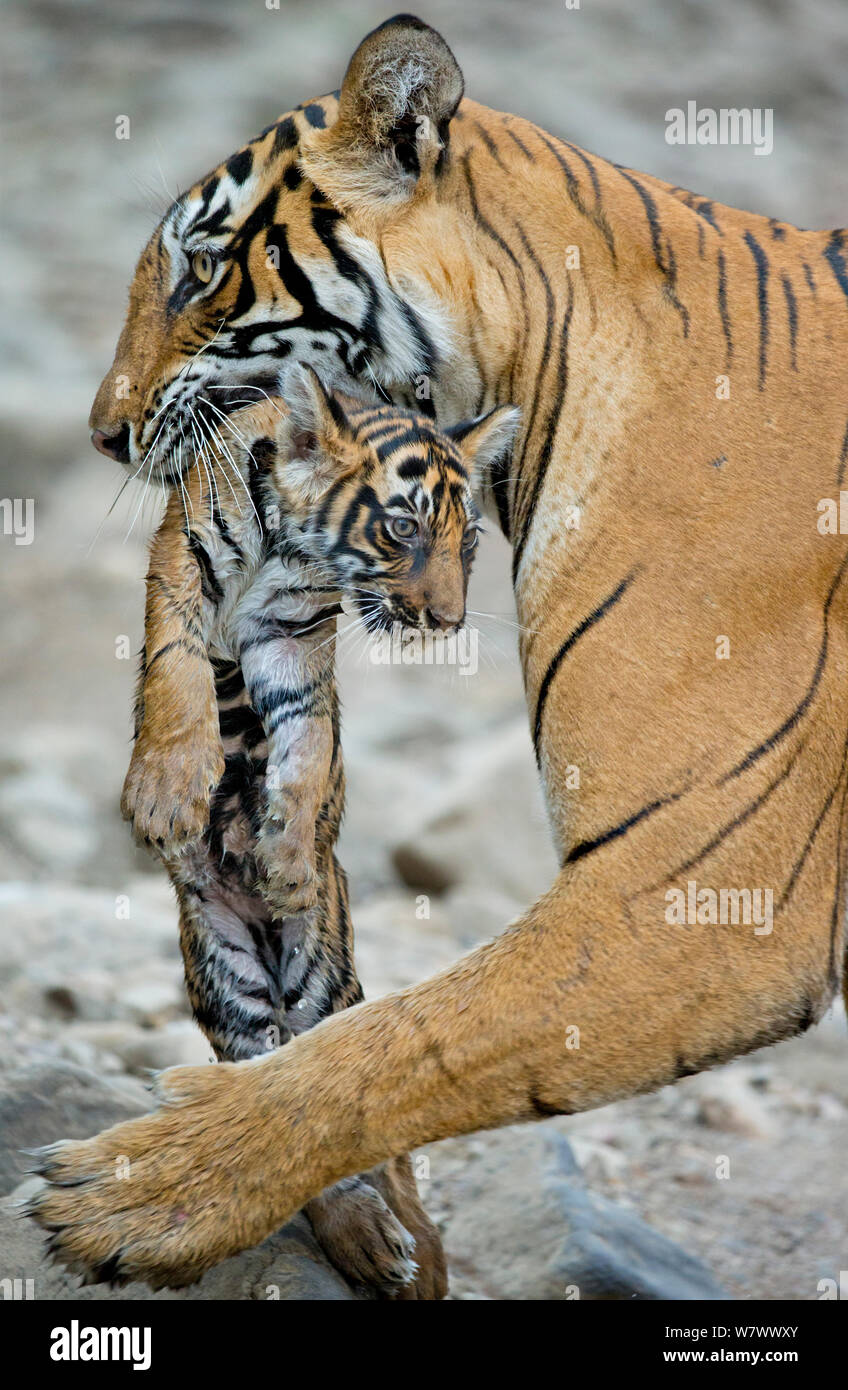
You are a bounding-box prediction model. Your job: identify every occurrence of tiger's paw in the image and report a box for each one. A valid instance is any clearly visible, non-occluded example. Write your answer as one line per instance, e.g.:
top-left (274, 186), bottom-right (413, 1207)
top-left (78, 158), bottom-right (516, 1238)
top-left (305, 1177), bottom-right (418, 1297)
top-left (121, 727), bottom-right (225, 850)
top-left (24, 1062), bottom-right (293, 1290)
top-left (256, 823), bottom-right (319, 914)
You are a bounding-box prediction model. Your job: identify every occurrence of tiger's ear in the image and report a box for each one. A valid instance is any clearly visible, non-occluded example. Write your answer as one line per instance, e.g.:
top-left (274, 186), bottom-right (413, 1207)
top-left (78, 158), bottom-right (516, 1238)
top-left (299, 15), bottom-right (464, 222)
top-left (276, 364), bottom-right (358, 505)
top-left (448, 405), bottom-right (522, 494)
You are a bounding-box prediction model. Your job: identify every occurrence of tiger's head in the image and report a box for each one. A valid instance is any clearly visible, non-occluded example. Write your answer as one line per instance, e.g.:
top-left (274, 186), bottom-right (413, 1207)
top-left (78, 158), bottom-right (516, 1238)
top-left (89, 16), bottom-right (477, 482)
top-left (267, 367), bottom-right (519, 634)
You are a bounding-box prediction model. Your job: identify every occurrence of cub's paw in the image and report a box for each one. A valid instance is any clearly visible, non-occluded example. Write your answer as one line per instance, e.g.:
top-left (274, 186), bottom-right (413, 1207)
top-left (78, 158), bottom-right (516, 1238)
top-left (306, 1177), bottom-right (418, 1297)
top-left (121, 729), bottom-right (225, 849)
top-left (256, 824), bottom-right (319, 914)
top-left (369, 1154), bottom-right (448, 1300)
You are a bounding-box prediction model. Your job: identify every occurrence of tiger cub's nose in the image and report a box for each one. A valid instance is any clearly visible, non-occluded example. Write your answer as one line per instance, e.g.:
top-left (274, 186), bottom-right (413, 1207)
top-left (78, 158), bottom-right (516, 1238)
top-left (91, 423), bottom-right (131, 464)
top-left (426, 604), bottom-right (464, 631)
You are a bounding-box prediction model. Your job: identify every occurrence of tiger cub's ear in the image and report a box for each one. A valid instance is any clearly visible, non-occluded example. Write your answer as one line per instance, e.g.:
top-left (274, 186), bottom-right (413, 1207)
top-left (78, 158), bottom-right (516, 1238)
top-left (275, 365), bottom-right (359, 505)
top-left (299, 16), bottom-right (464, 222)
top-left (448, 405), bottom-right (521, 496)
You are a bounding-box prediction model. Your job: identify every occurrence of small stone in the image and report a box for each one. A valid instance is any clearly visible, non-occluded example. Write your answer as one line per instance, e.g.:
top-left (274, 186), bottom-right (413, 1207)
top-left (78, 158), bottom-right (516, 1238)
top-left (690, 1072), bottom-right (777, 1140)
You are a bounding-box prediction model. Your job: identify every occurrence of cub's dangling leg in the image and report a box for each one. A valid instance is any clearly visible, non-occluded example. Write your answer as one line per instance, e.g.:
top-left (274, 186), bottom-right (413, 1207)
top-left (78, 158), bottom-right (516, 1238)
top-left (164, 657), bottom-right (444, 1298)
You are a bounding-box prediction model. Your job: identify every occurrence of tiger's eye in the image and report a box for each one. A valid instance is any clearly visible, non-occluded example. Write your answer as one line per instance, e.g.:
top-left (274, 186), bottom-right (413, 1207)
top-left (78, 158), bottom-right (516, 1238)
top-left (388, 516), bottom-right (418, 541)
top-left (191, 249), bottom-right (215, 284)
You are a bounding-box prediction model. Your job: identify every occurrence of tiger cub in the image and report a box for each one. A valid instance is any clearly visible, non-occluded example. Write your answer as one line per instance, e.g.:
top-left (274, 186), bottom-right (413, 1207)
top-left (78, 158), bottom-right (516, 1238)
top-left (121, 365), bottom-right (518, 1293)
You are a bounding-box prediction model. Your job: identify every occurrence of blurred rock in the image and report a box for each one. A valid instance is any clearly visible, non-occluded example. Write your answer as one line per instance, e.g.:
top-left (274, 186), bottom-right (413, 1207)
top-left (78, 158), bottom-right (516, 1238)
top-left (0, 1061), bottom-right (152, 1196)
top-left (0, 769), bottom-right (97, 870)
top-left (64, 1019), bottom-right (213, 1074)
top-left (0, 880), bottom-right (185, 1024)
top-left (353, 892), bottom-right (468, 998)
top-left (442, 884), bottom-right (525, 950)
top-left (442, 1129), bottom-right (726, 1301)
top-left (390, 720), bottom-right (557, 904)
top-left (690, 1072), bottom-right (778, 1140)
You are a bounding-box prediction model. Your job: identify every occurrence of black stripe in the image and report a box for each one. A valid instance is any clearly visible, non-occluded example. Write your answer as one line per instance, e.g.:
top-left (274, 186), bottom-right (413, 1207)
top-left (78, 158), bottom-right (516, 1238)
top-left (145, 637), bottom-right (205, 674)
top-left (272, 117), bottom-right (298, 154)
top-left (512, 280), bottom-right (574, 579)
top-left (665, 739), bottom-right (804, 887)
top-left (838, 420), bottom-right (848, 489)
top-left (538, 132), bottom-right (617, 265)
top-left (721, 549), bottom-right (848, 782)
top-left (218, 705), bottom-right (265, 742)
top-left (461, 157), bottom-right (524, 274)
top-left (716, 249), bottom-right (733, 370)
top-left (209, 497), bottom-right (244, 561)
top-left (461, 154), bottom-right (530, 412)
top-left (300, 103), bottom-right (327, 130)
top-left (489, 452), bottom-right (512, 540)
top-left (779, 751), bottom-right (846, 911)
top-left (781, 272), bottom-right (798, 371)
top-left (474, 120), bottom-right (509, 173)
top-left (827, 764), bottom-right (848, 983)
top-left (533, 570), bottom-right (639, 754)
top-left (225, 148), bottom-right (253, 187)
top-left (213, 661), bottom-right (245, 701)
top-left (566, 790), bottom-right (682, 866)
top-left (504, 124), bottom-right (534, 160)
top-left (823, 229), bottom-right (848, 305)
top-left (743, 230), bottom-right (770, 390)
top-left (615, 167), bottom-right (689, 333)
top-left (187, 534), bottom-right (224, 601)
top-left (694, 199), bottom-right (723, 236)
top-left (373, 424), bottom-right (427, 461)
top-left (509, 222), bottom-right (556, 575)
top-left (564, 142), bottom-right (602, 202)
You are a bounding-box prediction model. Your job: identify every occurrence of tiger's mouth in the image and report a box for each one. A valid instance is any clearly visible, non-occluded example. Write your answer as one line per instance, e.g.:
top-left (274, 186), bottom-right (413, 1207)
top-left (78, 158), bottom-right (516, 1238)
top-left (133, 376), bottom-right (282, 482)
top-left (134, 360), bottom-right (384, 482)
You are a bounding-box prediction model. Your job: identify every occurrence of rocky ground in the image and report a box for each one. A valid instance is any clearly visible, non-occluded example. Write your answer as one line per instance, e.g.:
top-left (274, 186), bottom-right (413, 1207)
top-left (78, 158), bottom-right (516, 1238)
top-left (2, 0), bottom-right (847, 1300)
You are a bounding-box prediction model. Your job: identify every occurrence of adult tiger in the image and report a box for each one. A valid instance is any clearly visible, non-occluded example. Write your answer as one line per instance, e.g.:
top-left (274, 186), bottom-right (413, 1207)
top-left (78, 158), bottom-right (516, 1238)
top-left (31, 15), bottom-right (848, 1290)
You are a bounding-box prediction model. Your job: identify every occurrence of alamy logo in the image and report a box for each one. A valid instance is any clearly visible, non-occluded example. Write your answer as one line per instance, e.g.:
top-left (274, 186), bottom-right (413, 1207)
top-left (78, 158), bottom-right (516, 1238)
top-left (50, 1320), bottom-right (151, 1371)
top-left (816, 492), bottom-right (848, 532)
top-left (665, 102), bottom-right (773, 156)
top-left (0, 497), bottom-right (34, 546)
top-left (665, 879), bottom-right (773, 935)
top-left (369, 623), bottom-right (479, 676)
top-left (0, 1276), bottom-right (34, 1299)
top-left (818, 1270), bottom-right (848, 1299)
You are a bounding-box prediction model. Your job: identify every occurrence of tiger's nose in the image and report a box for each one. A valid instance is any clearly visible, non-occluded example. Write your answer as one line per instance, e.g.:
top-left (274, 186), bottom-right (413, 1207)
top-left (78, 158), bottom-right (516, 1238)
top-left (426, 604), bottom-right (464, 631)
top-left (91, 423), bottom-right (131, 464)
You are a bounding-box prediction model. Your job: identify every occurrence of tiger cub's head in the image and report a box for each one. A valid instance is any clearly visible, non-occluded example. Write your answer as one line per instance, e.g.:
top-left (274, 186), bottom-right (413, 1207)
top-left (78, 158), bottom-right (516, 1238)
top-left (267, 367), bottom-right (519, 634)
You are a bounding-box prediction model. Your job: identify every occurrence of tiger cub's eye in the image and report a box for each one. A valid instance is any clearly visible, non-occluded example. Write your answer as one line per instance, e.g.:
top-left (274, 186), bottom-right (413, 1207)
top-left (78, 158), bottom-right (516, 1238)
top-left (462, 524), bottom-right (479, 549)
top-left (191, 249), bottom-right (216, 284)
top-left (387, 516), bottom-right (418, 541)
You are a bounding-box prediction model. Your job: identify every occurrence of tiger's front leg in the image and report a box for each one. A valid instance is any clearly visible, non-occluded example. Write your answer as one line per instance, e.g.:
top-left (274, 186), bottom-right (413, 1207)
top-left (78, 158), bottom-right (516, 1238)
top-left (122, 486), bottom-right (224, 850)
